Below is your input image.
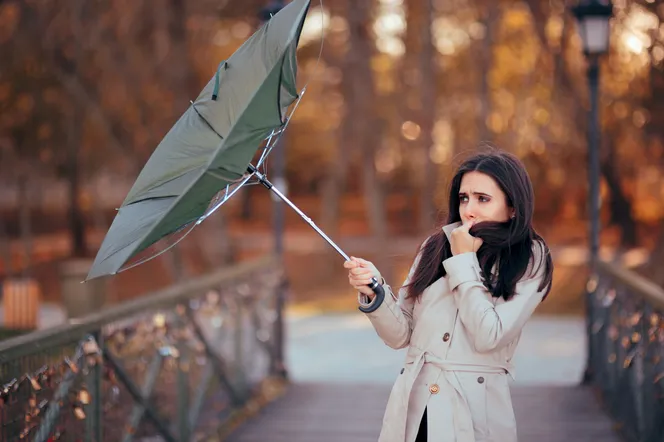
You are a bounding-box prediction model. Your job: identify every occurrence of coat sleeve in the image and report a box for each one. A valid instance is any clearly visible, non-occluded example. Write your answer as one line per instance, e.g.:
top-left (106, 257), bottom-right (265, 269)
top-left (357, 247), bottom-right (425, 350)
top-left (442, 241), bottom-right (550, 353)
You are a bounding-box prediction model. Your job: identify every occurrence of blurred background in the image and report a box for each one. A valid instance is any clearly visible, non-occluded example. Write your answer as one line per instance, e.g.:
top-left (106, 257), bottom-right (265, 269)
top-left (0, 0), bottom-right (662, 323)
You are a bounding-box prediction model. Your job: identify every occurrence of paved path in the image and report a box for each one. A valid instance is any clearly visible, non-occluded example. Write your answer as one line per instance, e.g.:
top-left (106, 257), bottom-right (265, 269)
top-left (228, 383), bottom-right (621, 442)
top-left (228, 313), bottom-right (622, 442)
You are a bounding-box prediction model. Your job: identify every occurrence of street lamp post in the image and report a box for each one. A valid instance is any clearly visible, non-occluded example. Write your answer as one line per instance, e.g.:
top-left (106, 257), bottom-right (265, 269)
top-left (259, 0), bottom-right (288, 379)
top-left (570, 0), bottom-right (613, 385)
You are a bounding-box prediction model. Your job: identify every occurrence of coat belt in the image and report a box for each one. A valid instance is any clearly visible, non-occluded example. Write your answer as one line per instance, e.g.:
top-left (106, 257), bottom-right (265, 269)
top-left (402, 351), bottom-right (513, 442)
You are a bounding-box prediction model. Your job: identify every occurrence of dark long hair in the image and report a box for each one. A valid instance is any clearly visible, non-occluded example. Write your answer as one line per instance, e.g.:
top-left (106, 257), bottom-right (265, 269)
top-left (405, 150), bottom-right (553, 301)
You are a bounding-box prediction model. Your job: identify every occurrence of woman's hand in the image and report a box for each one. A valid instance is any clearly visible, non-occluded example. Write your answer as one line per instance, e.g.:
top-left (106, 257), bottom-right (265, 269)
top-left (343, 256), bottom-right (382, 297)
top-left (450, 221), bottom-right (484, 255)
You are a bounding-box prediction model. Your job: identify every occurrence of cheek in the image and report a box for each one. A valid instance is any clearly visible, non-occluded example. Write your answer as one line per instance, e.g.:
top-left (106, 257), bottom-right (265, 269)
top-left (487, 203), bottom-right (510, 221)
top-left (468, 202), bottom-right (501, 221)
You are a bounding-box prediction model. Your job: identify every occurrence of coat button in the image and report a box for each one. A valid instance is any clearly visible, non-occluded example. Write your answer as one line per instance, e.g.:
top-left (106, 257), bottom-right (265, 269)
top-left (400, 368), bottom-right (404, 375)
top-left (442, 333), bottom-right (450, 342)
top-left (477, 376), bottom-right (485, 384)
top-left (429, 384), bottom-right (440, 394)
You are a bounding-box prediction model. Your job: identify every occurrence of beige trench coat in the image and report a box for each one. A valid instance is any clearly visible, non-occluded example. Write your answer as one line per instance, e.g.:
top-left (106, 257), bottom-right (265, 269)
top-left (358, 222), bottom-right (549, 442)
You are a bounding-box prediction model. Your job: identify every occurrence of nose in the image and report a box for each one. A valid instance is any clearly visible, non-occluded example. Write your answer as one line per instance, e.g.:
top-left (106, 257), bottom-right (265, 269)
top-left (465, 203), bottom-right (477, 220)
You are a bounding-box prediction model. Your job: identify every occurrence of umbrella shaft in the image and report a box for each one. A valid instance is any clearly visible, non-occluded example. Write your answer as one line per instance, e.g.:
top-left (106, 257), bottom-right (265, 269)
top-left (248, 166), bottom-right (350, 262)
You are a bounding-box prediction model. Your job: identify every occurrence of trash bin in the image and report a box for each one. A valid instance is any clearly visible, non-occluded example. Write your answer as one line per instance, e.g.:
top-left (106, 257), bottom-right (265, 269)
top-left (2, 278), bottom-right (40, 330)
top-left (59, 259), bottom-right (106, 319)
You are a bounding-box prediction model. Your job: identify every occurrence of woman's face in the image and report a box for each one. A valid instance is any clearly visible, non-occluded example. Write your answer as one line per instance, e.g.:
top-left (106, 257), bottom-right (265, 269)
top-left (458, 171), bottom-right (513, 225)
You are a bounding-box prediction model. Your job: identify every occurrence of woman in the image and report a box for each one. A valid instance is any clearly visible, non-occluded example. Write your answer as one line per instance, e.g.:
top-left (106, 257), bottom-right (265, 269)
top-left (344, 150), bottom-right (553, 442)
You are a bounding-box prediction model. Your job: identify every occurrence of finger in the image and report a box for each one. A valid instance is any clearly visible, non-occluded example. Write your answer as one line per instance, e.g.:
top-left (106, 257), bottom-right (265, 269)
top-left (351, 272), bottom-right (374, 282)
top-left (453, 224), bottom-right (469, 235)
top-left (353, 257), bottom-right (371, 266)
top-left (462, 219), bottom-right (476, 230)
top-left (352, 272), bottom-right (374, 282)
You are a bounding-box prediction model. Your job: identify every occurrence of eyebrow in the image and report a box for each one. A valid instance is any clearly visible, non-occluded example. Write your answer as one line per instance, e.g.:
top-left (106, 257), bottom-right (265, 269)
top-left (459, 191), bottom-right (493, 198)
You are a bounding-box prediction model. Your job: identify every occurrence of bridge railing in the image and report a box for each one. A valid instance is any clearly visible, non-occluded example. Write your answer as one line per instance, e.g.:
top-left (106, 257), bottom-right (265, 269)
top-left (0, 255), bottom-right (286, 442)
top-left (589, 260), bottom-right (664, 442)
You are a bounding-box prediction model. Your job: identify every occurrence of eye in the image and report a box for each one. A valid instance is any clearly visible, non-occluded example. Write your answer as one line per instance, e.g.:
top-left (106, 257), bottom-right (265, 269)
top-left (459, 194), bottom-right (469, 203)
top-left (478, 195), bottom-right (490, 203)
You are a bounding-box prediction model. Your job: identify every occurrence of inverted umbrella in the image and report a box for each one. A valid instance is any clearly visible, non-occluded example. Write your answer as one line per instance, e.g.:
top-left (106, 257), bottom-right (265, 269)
top-left (87, 0), bottom-right (384, 302)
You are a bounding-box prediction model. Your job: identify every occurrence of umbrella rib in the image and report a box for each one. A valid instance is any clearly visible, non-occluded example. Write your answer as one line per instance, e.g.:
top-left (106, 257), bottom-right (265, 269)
top-left (117, 222), bottom-right (199, 274)
top-left (205, 169), bottom-right (245, 183)
top-left (198, 173), bottom-right (254, 224)
top-left (190, 101), bottom-right (223, 140)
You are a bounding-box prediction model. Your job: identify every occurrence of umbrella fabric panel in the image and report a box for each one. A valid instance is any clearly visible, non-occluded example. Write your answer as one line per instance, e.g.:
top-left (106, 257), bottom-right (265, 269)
top-left (86, 198), bottom-right (175, 279)
top-left (209, 61), bottom-right (291, 173)
top-left (122, 104), bottom-right (225, 206)
top-left (134, 173), bottom-right (224, 254)
top-left (279, 42), bottom-right (299, 117)
top-left (88, 172), bottom-right (227, 280)
top-left (124, 167), bottom-right (204, 207)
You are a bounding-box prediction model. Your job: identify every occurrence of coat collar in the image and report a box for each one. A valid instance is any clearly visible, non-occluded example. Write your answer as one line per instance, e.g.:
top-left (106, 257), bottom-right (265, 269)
top-left (441, 222), bottom-right (462, 241)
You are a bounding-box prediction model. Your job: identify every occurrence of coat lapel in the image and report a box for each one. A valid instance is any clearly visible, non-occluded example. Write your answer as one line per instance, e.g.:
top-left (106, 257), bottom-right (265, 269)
top-left (442, 222), bottom-right (462, 241)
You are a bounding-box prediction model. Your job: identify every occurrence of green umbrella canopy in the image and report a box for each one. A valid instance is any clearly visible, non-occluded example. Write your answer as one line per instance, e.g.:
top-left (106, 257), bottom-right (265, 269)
top-left (86, 0), bottom-right (310, 281)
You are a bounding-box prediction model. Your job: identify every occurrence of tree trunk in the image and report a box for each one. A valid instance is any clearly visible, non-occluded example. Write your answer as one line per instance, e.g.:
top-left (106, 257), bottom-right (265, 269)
top-left (90, 181), bottom-right (107, 233)
top-left (0, 217), bottom-right (12, 278)
top-left (418, 0), bottom-right (437, 232)
top-left (17, 176), bottom-right (33, 277)
top-left (319, 164), bottom-right (344, 239)
top-left (320, 38), bottom-right (353, 238)
top-left (67, 108), bottom-right (87, 258)
top-left (216, 210), bottom-right (235, 265)
top-left (400, 0), bottom-right (422, 227)
top-left (477, 3), bottom-right (496, 144)
top-left (601, 134), bottom-right (637, 247)
top-left (168, 0), bottom-right (198, 103)
top-left (240, 187), bottom-right (253, 220)
top-left (347, 0), bottom-right (390, 279)
top-left (67, 0), bottom-right (87, 258)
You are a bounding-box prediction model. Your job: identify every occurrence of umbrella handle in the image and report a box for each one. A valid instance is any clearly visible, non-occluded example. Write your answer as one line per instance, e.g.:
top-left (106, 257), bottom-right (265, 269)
top-left (360, 278), bottom-right (385, 313)
top-left (361, 277), bottom-right (385, 313)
